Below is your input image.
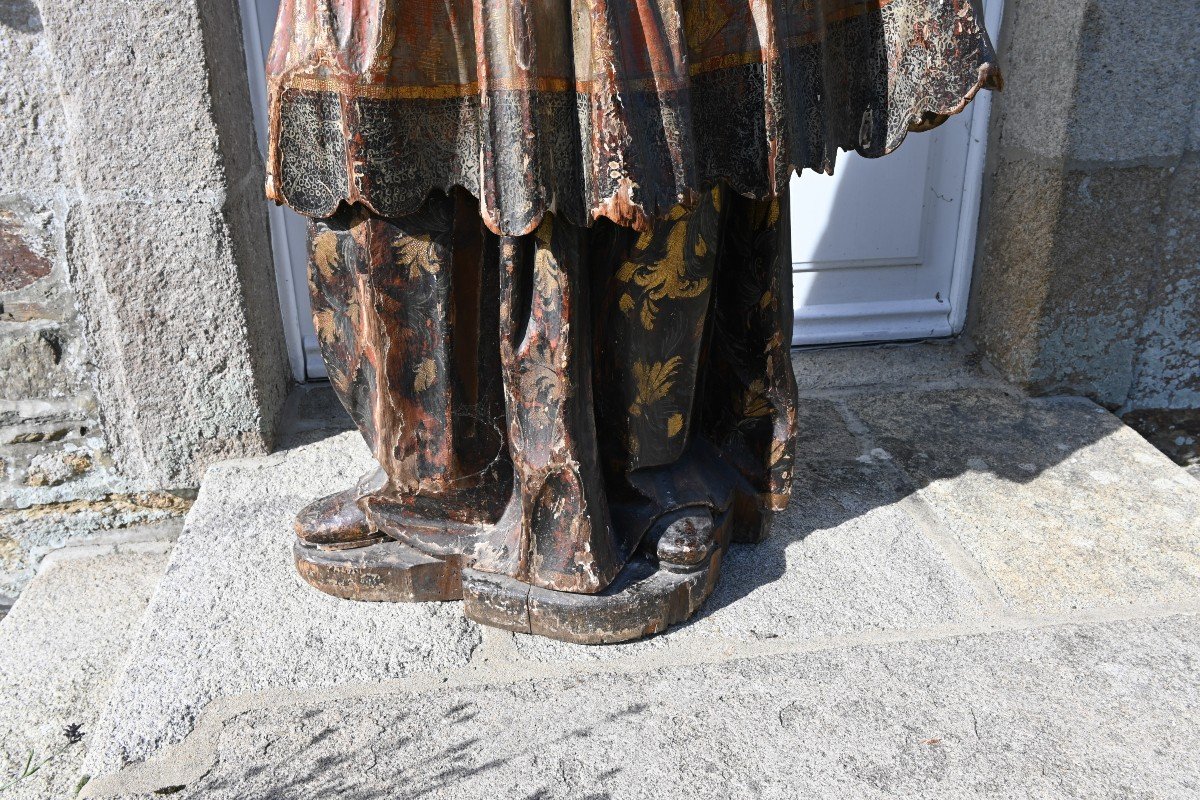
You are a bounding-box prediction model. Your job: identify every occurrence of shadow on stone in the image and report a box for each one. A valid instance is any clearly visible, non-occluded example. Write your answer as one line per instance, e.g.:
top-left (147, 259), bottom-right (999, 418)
top-left (186, 698), bottom-right (639, 799)
top-left (0, 0), bottom-right (42, 33)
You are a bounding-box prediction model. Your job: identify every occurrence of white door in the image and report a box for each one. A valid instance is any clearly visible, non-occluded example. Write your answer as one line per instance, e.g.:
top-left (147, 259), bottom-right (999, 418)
top-left (790, 0), bottom-right (1003, 346)
top-left (241, 0), bottom-right (1001, 373)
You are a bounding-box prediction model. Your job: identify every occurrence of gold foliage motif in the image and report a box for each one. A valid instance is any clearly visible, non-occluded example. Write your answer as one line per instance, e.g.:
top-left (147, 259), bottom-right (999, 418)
top-left (414, 358), bottom-right (437, 392)
top-left (519, 360), bottom-right (563, 428)
top-left (616, 204), bottom-right (712, 331)
top-left (739, 379), bottom-right (771, 418)
top-left (394, 235), bottom-right (441, 279)
top-left (534, 246), bottom-right (562, 300)
top-left (312, 231), bottom-right (340, 279)
top-left (667, 413), bottom-right (684, 438)
top-left (521, 217), bottom-right (563, 301)
top-left (748, 196), bottom-right (782, 231)
top-left (629, 356), bottom-right (681, 415)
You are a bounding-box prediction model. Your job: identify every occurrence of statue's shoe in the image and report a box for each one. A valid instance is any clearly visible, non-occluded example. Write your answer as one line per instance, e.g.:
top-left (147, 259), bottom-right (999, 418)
top-left (293, 487), bottom-right (386, 550)
top-left (651, 509), bottom-right (717, 571)
top-left (461, 503), bottom-right (742, 644)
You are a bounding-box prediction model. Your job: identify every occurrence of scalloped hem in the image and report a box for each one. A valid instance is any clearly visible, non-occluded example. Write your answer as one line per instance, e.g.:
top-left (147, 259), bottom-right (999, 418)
top-left (266, 18), bottom-right (1001, 235)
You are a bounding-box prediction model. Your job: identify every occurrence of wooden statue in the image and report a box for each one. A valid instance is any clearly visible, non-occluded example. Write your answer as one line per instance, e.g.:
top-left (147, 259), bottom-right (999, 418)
top-left (265, 0), bottom-right (1000, 643)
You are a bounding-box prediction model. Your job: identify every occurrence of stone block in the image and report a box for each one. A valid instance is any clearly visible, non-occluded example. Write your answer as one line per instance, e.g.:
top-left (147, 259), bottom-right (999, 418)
top-left (973, 156), bottom-right (1175, 407)
top-left (1122, 408), bottom-right (1200, 477)
top-left (82, 432), bottom-right (483, 776)
top-left (148, 614), bottom-right (1200, 799)
top-left (35, 1), bottom-right (225, 194)
top-left (791, 338), bottom-right (991, 397)
top-left (0, 489), bottom-right (188, 598)
top-left (1069, 0), bottom-right (1200, 164)
top-left (16, 0), bottom-right (292, 491)
top-left (975, 0), bottom-right (1200, 416)
top-left (0, 319), bottom-right (96, 403)
top-left (0, 552), bottom-right (170, 800)
top-left (992, 0), bottom-right (1198, 165)
top-left (0, 1), bottom-right (70, 194)
top-left (849, 388), bottom-right (1200, 613)
top-left (1130, 158), bottom-right (1200, 410)
top-left (64, 198), bottom-right (288, 486)
top-left (0, 202), bottom-right (62, 317)
top-left (989, 1), bottom-right (1087, 162)
top-left (0, 208), bottom-right (51, 292)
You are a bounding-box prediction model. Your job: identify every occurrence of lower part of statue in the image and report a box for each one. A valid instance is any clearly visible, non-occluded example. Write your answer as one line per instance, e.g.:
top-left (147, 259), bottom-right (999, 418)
top-left (293, 185), bottom-right (799, 644)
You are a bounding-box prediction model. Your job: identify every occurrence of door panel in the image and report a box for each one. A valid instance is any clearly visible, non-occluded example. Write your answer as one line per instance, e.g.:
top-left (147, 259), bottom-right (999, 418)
top-left (789, 104), bottom-right (988, 346)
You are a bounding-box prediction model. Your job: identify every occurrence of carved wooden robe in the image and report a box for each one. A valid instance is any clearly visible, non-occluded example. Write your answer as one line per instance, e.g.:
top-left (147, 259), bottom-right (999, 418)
top-left (267, 0), bottom-right (999, 642)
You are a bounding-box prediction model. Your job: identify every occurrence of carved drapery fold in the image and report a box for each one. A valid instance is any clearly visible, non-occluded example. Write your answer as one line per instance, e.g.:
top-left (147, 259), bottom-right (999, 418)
top-left (266, 0), bottom-right (1000, 235)
top-left (306, 187), bottom-right (796, 595)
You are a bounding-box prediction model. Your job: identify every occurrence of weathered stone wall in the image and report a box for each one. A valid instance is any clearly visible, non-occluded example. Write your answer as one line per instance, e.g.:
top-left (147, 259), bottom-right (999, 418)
top-left (0, 0), bottom-right (289, 602)
top-left (971, 0), bottom-right (1199, 415)
top-left (1, 2), bottom-right (163, 603)
top-left (0, 5), bottom-right (87, 498)
top-left (37, 0), bottom-right (293, 485)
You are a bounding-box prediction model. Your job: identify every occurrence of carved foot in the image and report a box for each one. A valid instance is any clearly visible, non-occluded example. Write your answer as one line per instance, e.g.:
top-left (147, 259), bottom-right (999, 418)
top-left (646, 508), bottom-right (717, 572)
top-left (293, 488), bottom-right (479, 602)
top-left (294, 488), bottom-right (385, 550)
top-left (461, 506), bottom-right (735, 644)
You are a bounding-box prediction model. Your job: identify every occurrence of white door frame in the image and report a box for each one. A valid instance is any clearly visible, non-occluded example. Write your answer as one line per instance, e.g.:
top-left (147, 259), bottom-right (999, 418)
top-left (239, 0), bottom-right (310, 382)
top-left (946, 2), bottom-right (1002, 335)
top-left (947, 0), bottom-right (1004, 336)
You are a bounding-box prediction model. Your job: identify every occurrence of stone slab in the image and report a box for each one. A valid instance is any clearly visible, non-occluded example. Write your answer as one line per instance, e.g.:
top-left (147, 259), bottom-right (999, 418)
top-left (0, 552), bottom-right (169, 800)
top-left (142, 613), bottom-right (1200, 799)
top-left (84, 396), bottom-right (993, 764)
top-left (81, 432), bottom-right (483, 777)
top-left (82, 363), bottom-right (1200, 785)
top-left (790, 339), bottom-right (996, 397)
top-left (849, 389), bottom-right (1200, 613)
top-left (512, 454), bottom-right (987, 663)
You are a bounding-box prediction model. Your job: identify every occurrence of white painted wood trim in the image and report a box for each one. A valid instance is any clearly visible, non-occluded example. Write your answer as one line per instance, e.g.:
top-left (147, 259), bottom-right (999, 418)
top-left (791, 298), bottom-right (953, 346)
top-left (238, 0), bottom-right (308, 382)
top-left (792, 255), bottom-right (922, 272)
top-left (947, 0), bottom-right (1004, 334)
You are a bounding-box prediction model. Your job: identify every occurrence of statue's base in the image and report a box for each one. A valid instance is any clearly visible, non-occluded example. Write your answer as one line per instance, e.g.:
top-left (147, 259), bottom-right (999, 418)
top-left (293, 508), bottom-right (734, 644)
top-left (294, 540), bottom-right (464, 603)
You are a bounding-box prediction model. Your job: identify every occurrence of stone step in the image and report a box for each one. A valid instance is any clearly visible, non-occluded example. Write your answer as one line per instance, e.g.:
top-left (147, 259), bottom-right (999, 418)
top-left (119, 614), bottom-right (1200, 799)
top-left (0, 550), bottom-right (171, 800)
top-left (77, 345), bottom-right (1200, 797)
